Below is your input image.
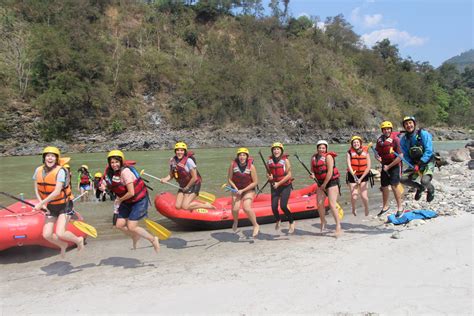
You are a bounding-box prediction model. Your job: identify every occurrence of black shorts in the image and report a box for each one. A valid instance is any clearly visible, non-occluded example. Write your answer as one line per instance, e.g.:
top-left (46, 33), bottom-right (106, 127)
top-left (178, 182), bottom-right (201, 195)
top-left (381, 164), bottom-right (401, 187)
top-left (347, 172), bottom-right (369, 184)
top-left (318, 179), bottom-right (339, 189)
top-left (47, 201), bottom-right (74, 217)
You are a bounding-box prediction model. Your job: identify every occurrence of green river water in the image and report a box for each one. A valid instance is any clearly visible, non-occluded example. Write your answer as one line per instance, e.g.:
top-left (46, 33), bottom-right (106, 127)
top-left (0, 141), bottom-right (466, 238)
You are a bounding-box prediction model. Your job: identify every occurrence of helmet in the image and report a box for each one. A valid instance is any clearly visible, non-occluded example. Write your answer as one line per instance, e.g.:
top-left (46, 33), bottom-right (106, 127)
top-left (380, 121), bottom-right (393, 129)
top-left (316, 140), bottom-right (328, 148)
top-left (271, 142), bottom-right (284, 150)
top-left (174, 142), bottom-right (187, 151)
top-left (94, 172), bottom-right (103, 178)
top-left (236, 147), bottom-right (249, 156)
top-left (107, 150), bottom-right (125, 161)
top-left (402, 116), bottom-right (416, 125)
top-left (63, 164), bottom-right (70, 169)
top-left (350, 136), bottom-right (362, 144)
top-left (42, 146), bottom-right (60, 157)
top-left (81, 164), bottom-right (89, 170)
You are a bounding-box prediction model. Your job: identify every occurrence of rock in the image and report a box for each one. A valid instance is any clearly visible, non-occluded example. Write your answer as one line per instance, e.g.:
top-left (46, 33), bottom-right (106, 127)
top-left (465, 141), bottom-right (474, 148)
top-left (391, 231), bottom-right (401, 239)
top-left (469, 160), bottom-right (474, 170)
top-left (407, 219), bottom-right (424, 227)
top-left (450, 148), bottom-right (470, 162)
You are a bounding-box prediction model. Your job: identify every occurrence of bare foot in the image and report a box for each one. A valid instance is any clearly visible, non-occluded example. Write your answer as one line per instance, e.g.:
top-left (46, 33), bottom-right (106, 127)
top-left (320, 219), bottom-right (327, 232)
top-left (152, 236), bottom-right (160, 253)
top-left (60, 246), bottom-right (67, 258)
top-left (76, 237), bottom-right (84, 253)
top-left (275, 220), bottom-right (281, 230)
top-left (252, 224), bottom-right (260, 238)
top-left (232, 220), bottom-right (239, 232)
top-left (335, 226), bottom-right (342, 238)
top-left (132, 235), bottom-right (141, 250)
top-left (288, 222), bottom-right (295, 234)
top-left (352, 209), bottom-right (357, 216)
top-left (364, 209), bottom-right (369, 216)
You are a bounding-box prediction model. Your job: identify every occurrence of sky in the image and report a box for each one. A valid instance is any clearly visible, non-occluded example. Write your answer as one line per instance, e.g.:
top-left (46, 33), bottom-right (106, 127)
top-left (266, 0), bottom-right (473, 67)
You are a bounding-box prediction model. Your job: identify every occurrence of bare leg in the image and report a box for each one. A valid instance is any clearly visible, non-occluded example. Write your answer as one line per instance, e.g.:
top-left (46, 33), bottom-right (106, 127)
top-left (316, 188), bottom-right (327, 232)
top-left (327, 186), bottom-right (342, 237)
top-left (55, 214), bottom-right (84, 252)
top-left (43, 217), bottom-right (68, 258)
top-left (359, 182), bottom-right (369, 216)
top-left (115, 218), bottom-right (141, 249)
top-left (349, 183), bottom-right (358, 216)
top-left (242, 192), bottom-right (259, 237)
top-left (381, 186), bottom-right (390, 210)
top-left (231, 194), bottom-right (241, 232)
top-left (392, 183), bottom-right (403, 213)
top-left (127, 220), bottom-right (160, 253)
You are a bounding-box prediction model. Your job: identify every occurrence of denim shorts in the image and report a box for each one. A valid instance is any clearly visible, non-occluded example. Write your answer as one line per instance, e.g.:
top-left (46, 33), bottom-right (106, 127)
top-left (117, 196), bottom-right (149, 221)
top-left (80, 184), bottom-right (91, 191)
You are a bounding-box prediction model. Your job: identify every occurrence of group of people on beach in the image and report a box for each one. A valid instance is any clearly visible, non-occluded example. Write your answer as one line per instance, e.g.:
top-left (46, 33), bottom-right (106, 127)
top-left (32, 115), bottom-right (436, 256)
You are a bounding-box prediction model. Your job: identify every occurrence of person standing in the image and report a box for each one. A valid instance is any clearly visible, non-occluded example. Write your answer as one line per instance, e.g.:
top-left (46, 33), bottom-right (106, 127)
top-left (34, 146), bottom-right (84, 258)
top-left (375, 121), bottom-right (404, 217)
top-left (227, 148), bottom-right (260, 237)
top-left (346, 136), bottom-right (371, 216)
top-left (400, 116), bottom-right (436, 202)
top-left (103, 150), bottom-right (160, 252)
top-left (266, 142), bottom-right (295, 234)
top-left (311, 140), bottom-right (342, 236)
top-left (77, 165), bottom-right (93, 202)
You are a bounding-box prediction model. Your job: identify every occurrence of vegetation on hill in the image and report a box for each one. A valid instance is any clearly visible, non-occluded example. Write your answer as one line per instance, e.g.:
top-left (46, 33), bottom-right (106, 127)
top-left (443, 49), bottom-right (474, 73)
top-left (0, 0), bottom-right (472, 142)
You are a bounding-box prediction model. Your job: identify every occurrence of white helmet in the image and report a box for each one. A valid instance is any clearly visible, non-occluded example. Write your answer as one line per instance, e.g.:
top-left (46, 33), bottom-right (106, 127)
top-left (316, 140), bottom-right (328, 148)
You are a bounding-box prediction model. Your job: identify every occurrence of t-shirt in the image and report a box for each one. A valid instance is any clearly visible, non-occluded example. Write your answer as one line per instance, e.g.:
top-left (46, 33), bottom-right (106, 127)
top-left (33, 166), bottom-right (66, 183)
top-left (170, 157), bottom-right (197, 173)
top-left (120, 168), bottom-right (137, 186)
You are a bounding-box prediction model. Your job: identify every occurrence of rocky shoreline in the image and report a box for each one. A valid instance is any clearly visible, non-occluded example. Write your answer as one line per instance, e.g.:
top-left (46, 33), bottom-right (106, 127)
top-left (1, 123), bottom-right (472, 157)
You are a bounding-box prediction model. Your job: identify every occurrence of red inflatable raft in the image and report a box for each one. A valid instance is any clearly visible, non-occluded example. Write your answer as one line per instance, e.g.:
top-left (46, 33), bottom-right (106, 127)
top-left (0, 199), bottom-right (87, 251)
top-left (154, 183), bottom-right (328, 229)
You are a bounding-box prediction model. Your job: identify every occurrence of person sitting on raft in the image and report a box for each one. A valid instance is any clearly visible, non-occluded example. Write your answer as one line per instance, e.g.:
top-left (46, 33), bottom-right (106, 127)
top-left (160, 142), bottom-right (215, 211)
top-left (310, 140), bottom-right (342, 237)
top-left (103, 150), bottom-right (159, 252)
top-left (267, 142), bottom-right (296, 234)
top-left (33, 146), bottom-right (84, 258)
top-left (227, 147), bottom-right (260, 237)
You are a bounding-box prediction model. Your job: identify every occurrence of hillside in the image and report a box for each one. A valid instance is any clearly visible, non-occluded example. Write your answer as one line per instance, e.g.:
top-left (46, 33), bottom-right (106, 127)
top-left (0, 0), bottom-right (472, 151)
top-left (443, 49), bottom-right (474, 72)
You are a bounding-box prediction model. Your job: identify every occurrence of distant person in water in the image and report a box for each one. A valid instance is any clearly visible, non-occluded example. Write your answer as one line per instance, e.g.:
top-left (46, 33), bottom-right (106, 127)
top-left (77, 165), bottom-right (93, 202)
top-left (160, 142), bottom-right (215, 211)
top-left (33, 146), bottom-right (84, 258)
top-left (227, 147), bottom-right (260, 237)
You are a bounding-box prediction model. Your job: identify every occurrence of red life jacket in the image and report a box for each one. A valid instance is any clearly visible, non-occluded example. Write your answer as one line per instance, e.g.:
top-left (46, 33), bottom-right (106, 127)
top-left (311, 152), bottom-right (340, 182)
top-left (348, 146), bottom-right (369, 176)
top-left (106, 166), bottom-right (147, 203)
top-left (80, 173), bottom-right (90, 185)
top-left (267, 154), bottom-right (292, 186)
top-left (231, 158), bottom-right (254, 190)
top-left (376, 132), bottom-right (398, 164)
top-left (170, 152), bottom-right (202, 188)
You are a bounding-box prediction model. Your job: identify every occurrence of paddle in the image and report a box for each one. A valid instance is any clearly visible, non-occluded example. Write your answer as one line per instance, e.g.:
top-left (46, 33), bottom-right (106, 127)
top-left (367, 142), bottom-right (405, 194)
top-left (143, 218), bottom-right (171, 240)
top-left (0, 204), bottom-right (15, 213)
top-left (258, 150), bottom-right (273, 183)
top-left (0, 192), bottom-right (98, 238)
top-left (140, 170), bottom-right (216, 203)
top-left (294, 153), bottom-right (344, 220)
top-left (221, 183), bottom-right (238, 193)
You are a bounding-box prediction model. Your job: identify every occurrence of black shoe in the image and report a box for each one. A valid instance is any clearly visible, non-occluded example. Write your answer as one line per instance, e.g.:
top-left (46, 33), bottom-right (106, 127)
top-left (427, 190), bottom-right (435, 202)
top-left (395, 210), bottom-right (404, 218)
top-left (377, 208), bottom-right (390, 217)
top-left (414, 187), bottom-right (425, 201)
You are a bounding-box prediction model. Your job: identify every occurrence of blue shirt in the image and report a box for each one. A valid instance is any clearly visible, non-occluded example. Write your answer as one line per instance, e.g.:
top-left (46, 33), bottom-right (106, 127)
top-left (400, 129), bottom-right (434, 165)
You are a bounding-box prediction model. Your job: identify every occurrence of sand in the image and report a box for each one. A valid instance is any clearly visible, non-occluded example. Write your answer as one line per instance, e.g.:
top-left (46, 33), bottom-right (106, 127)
top-left (1, 208), bottom-right (472, 315)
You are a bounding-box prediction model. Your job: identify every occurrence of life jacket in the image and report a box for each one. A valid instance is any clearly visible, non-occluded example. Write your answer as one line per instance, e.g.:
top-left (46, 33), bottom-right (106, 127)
top-left (406, 129), bottom-right (433, 163)
top-left (348, 146), bottom-right (369, 176)
top-left (376, 132), bottom-right (398, 164)
top-left (80, 173), bottom-right (91, 185)
top-left (311, 152), bottom-right (340, 183)
top-left (231, 158), bottom-right (254, 190)
top-left (93, 177), bottom-right (102, 188)
top-left (267, 154), bottom-right (292, 186)
top-left (105, 165), bottom-right (147, 203)
top-left (36, 165), bottom-right (72, 205)
top-left (170, 151), bottom-right (202, 188)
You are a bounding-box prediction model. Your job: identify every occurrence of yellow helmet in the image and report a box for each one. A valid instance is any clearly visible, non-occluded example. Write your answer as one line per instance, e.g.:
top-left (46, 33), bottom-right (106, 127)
top-left (174, 142), bottom-right (187, 151)
top-left (63, 164), bottom-right (70, 169)
top-left (380, 121), bottom-right (393, 130)
top-left (271, 142), bottom-right (284, 150)
top-left (107, 150), bottom-right (125, 161)
top-left (94, 172), bottom-right (103, 178)
top-left (42, 146), bottom-right (60, 157)
top-left (350, 136), bottom-right (363, 144)
top-left (236, 147), bottom-right (249, 156)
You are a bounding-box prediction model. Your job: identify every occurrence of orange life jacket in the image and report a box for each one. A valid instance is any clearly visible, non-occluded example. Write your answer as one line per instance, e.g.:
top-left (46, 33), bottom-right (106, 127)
top-left (36, 165), bottom-right (72, 205)
top-left (267, 154), bottom-right (292, 186)
top-left (311, 152), bottom-right (340, 183)
top-left (231, 158), bottom-right (254, 190)
top-left (348, 146), bottom-right (369, 176)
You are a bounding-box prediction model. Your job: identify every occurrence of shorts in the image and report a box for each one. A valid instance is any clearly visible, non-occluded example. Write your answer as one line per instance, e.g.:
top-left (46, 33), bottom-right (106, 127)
top-left (346, 172), bottom-right (369, 184)
top-left (178, 182), bottom-right (201, 195)
top-left (80, 184), bottom-right (91, 191)
top-left (47, 201), bottom-right (74, 217)
top-left (117, 196), bottom-right (149, 221)
top-left (403, 160), bottom-right (435, 179)
top-left (381, 164), bottom-right (401, 187)
top-left (317, 179), bottom-right (339, 189)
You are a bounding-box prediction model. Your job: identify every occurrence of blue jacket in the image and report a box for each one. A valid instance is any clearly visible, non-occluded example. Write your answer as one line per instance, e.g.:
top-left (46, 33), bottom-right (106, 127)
top-left (400, 129), bottom-right (434, 165)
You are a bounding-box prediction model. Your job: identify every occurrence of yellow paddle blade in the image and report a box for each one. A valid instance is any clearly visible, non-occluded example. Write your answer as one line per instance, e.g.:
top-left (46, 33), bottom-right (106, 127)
top-left (397, 183), bottom-right (405, 194)
top-left (72, 220), bottom-right (98, 238)
top-left (367, 142), bottom-right (373, 148)
top-left (336, 203), bottom-right (344, 220)
top-left (144, 218), bottom-right (171, 240)
top-left (196, 191), bottom-right (216, 203)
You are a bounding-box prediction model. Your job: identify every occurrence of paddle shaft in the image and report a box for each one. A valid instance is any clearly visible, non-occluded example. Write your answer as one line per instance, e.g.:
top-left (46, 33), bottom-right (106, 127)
top-left (294, 153), bottom-right (317, 183)
top-left (0, 192), bottom-right (36, 208)
top-left (142, 172), bottom-right (182, 189)
top-left (0, 203), bottom-right (15, 213)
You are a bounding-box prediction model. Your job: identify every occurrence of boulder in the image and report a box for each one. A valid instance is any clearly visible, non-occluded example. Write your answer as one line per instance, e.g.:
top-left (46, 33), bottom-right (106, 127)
top-left (450, 148), bottom-right (470, 162)
top-left (468, 160), bottom-right (474, 170)
top-left (465, 140), bottom-right (474, 148)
